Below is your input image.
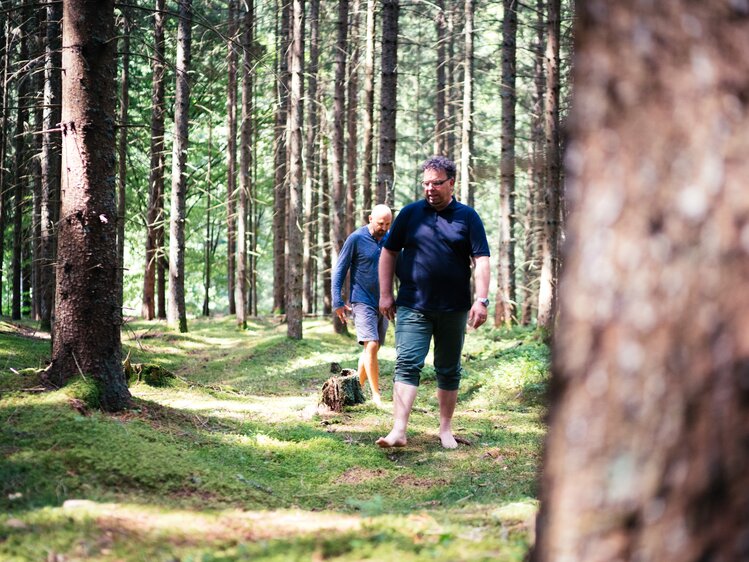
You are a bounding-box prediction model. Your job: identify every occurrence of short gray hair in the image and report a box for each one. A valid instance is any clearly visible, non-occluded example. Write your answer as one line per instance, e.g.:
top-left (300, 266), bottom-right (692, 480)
top-left (421, 156), bottom-right (456, 180)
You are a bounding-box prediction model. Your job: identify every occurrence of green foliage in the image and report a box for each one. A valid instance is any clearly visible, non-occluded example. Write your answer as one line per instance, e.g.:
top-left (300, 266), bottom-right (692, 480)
top-left (0, 317), bottom-right (548, 560)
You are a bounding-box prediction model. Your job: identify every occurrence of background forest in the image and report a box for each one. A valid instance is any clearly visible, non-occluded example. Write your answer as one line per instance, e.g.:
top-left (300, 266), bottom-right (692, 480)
top-left (0, 0), bottom-right (572, 335)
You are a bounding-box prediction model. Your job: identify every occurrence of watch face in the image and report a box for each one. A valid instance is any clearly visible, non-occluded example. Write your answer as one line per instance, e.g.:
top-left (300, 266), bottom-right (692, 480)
top-left (478, 298), bottom-right (489, 306)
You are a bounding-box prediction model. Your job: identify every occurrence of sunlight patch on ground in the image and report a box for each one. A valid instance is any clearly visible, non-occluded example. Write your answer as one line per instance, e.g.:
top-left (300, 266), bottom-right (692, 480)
top-left (58, 500), bottom-right (362, 543)
top-left (136, 388), bottom-right (318, 422)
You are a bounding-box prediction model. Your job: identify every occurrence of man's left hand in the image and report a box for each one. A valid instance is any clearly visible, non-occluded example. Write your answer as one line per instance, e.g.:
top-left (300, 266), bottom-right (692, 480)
top-left (468, 301), bottom-right (488, 329)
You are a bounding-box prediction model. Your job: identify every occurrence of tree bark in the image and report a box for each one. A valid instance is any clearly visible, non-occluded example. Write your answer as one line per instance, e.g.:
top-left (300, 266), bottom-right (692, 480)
top-left (330, 0), bottom-right (348, 335)
top-left (534, 3), bottom-right (749, 560)
top-left (272, 0), bottom-right (290, 314)
top-left (377, 0), bottom-right (399, 207)
top-left (434, 0), bottom-right (447, 156)
top-left (321, 117), bottom-right (332, 316)
top-left (286, 0), bottom-right (304, 340)
top-left (116, 6), bottom-right (131, 312)
top-left (521, 0), bottom-right (546, 326)
top-left (303, 0), bottom-right (320, 315)
top-left (536, 0), bottom-right (561, 331)
top-left (51, 0), bottom-right (131, 411)
top-left (495, 0), bottom-right (517, 327)
top-left (202, 122), bottom-right (213, 317)
top-left (236, 0), bottom-right (253, 329)
top-left (167, 0), bottom-right (192, 333)
top-left (458, 0), bottom-right (474, 207)
top-left (39, 0), bottom-right (62, 331)
top-left (225, 0), bottom-right (238, 316)
top-left (360, 0), bottom-right (376, 218)
top-left (0, 17), bottom-right (10, 316)
top-left (142, 0), bottom-right (166, 320)
top-left (345, 0), bottom-right (360, 235)
top-left (11, 0), bottom-right (30, 320)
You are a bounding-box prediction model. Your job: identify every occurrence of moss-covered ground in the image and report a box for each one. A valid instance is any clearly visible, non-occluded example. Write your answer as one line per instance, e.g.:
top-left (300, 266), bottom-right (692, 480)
top-left (0, 316), bottom-right (548, 561)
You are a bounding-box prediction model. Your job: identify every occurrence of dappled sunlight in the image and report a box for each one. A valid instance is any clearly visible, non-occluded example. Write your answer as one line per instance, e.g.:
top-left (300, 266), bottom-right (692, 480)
top-left (56, 500), bottom-right (362, 542)
top-left (133, 386), bottom-right (317, 422)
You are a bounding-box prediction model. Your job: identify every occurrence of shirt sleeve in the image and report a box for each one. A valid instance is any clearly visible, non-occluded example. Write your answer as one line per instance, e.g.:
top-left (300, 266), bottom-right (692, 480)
top-left (384, 207), bottom-right (409, 252)
top-left (331, 234), bottom-right (355, 308)
top-left (469, 210), bottom-right (491, 257)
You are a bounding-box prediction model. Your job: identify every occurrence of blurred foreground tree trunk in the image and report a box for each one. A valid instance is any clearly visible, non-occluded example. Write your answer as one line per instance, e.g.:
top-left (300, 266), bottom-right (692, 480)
top-left (534, 2), bottom-right (749, 560)
top-left (51, 0), bottom-right (130, 411)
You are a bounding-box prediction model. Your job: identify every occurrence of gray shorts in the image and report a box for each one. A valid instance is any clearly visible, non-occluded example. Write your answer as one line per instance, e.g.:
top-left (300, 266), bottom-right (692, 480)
top-left (351, 302), bottom-right (388, 346)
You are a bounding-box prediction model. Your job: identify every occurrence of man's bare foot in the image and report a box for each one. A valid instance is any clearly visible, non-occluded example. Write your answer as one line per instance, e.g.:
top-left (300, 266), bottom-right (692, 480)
top-left (376, 432), bottom-right (407, 448)
top-left (440, 431), bottom-right (458, 449)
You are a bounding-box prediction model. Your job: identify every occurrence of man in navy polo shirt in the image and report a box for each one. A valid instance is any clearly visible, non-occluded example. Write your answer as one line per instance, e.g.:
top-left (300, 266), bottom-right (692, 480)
top-left (377, 156), bottom-right (490, 449)
top-left (332, 204), bottom-right (393, 407)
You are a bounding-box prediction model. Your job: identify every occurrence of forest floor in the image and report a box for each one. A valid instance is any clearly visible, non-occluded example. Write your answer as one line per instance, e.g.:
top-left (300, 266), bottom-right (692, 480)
top-left (0, 315), bottom-right (549, 561)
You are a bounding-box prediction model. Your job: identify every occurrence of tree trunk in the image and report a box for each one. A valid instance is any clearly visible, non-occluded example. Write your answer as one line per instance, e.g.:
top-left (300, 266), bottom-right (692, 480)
top-left (345, 0), bottom-right (360, 235)
top-left (12, 0), bottom-right (30, 320)
top-left (434, 0), bottom-right (447, 156)
top-left (202, 123), bottom-right (212, 317)
top-left (495, 0), bottom-right (517, 327)
top-left (167, 0), bottom-right (192, 333)
top-left (330, 0), bottom-right (348, 335)
top-left (303, 0), bottom-right (320, 315)
top-left (0, 18), bottom-right (10, 316)
top-left (142, 0), bottom-right (166, 321)
top-left (521, 0), bottom-right (545, 326)
top-left (377, 0), bottom-right (399, 207)
top-left (116, 6), bottom-right (131, 312)
top-left (236, 0), bottom-right (253, 329)
top-left (534, 2), bottom-right (749, 561)
top-left (321, 121), bottom-right (332, 316)
top-left (360, 0), bottom-right (376, 218)
top-left (286, 0), bottom-right (304, 340)
top-left (51, 0), bottom-right (130, 411)
top-left (272, 0), bottom-right (290, 314)
top-left (225, 0), bottom-right (238, 316)
top-left (31, 11), bottom-right (44, 322)
top-left (445, 5), bottom-right (457, 162)
top-left (39, 0), bottom-right (62, 331)
top-left (536, 0), bottom-right (561, 331)
top-left (458, 0), bottom-right (474, 207)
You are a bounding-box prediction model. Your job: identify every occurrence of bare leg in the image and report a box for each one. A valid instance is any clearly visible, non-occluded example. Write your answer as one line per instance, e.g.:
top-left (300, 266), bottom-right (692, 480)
top-left (376, 382), bottom-right (418, 447)
top-left (358, 354), bottom-right (367, 387)
top-left (362, 341), bottom-right (382, 405)
top-left (437, 388), bottom-right (459, 449)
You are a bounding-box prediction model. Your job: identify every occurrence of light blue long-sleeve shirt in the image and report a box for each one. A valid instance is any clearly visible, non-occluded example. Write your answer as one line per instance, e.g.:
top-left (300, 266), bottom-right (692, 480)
top-left (332, 225), bottom-right (388, 309)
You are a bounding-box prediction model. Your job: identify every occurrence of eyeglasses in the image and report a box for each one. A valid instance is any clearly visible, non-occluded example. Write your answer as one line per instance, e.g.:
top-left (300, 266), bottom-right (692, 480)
top-left (422, 178), bottom-right (451, 188)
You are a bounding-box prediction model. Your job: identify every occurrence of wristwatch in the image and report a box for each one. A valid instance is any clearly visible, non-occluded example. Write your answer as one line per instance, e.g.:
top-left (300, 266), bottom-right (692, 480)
top-left (476, 297), bottom-right (490, 307)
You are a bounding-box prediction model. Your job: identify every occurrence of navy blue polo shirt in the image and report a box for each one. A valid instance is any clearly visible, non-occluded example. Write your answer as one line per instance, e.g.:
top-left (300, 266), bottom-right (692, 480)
top-left (385, 197), bottom-right (490, 312)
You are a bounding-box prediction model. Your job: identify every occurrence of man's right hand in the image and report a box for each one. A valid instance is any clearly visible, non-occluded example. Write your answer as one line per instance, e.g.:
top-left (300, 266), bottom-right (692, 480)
top-left (379, 294), bottom-right (396, 321)
top-left (335, 305), bottom-right (351, 324)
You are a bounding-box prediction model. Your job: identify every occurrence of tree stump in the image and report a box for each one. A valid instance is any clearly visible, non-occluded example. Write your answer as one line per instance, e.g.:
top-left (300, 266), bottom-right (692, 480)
top-left (320, 367), bottom-right (365, 412)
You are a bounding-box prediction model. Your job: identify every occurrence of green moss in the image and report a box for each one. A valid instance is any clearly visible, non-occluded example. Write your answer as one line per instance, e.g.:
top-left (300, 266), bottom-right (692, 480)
top-left (1, 317), bottom-right (548, 561)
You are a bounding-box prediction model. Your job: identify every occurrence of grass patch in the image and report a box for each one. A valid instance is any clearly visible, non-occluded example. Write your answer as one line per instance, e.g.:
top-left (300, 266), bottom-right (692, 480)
top-left (0, 315), bottom-right (547, 561)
